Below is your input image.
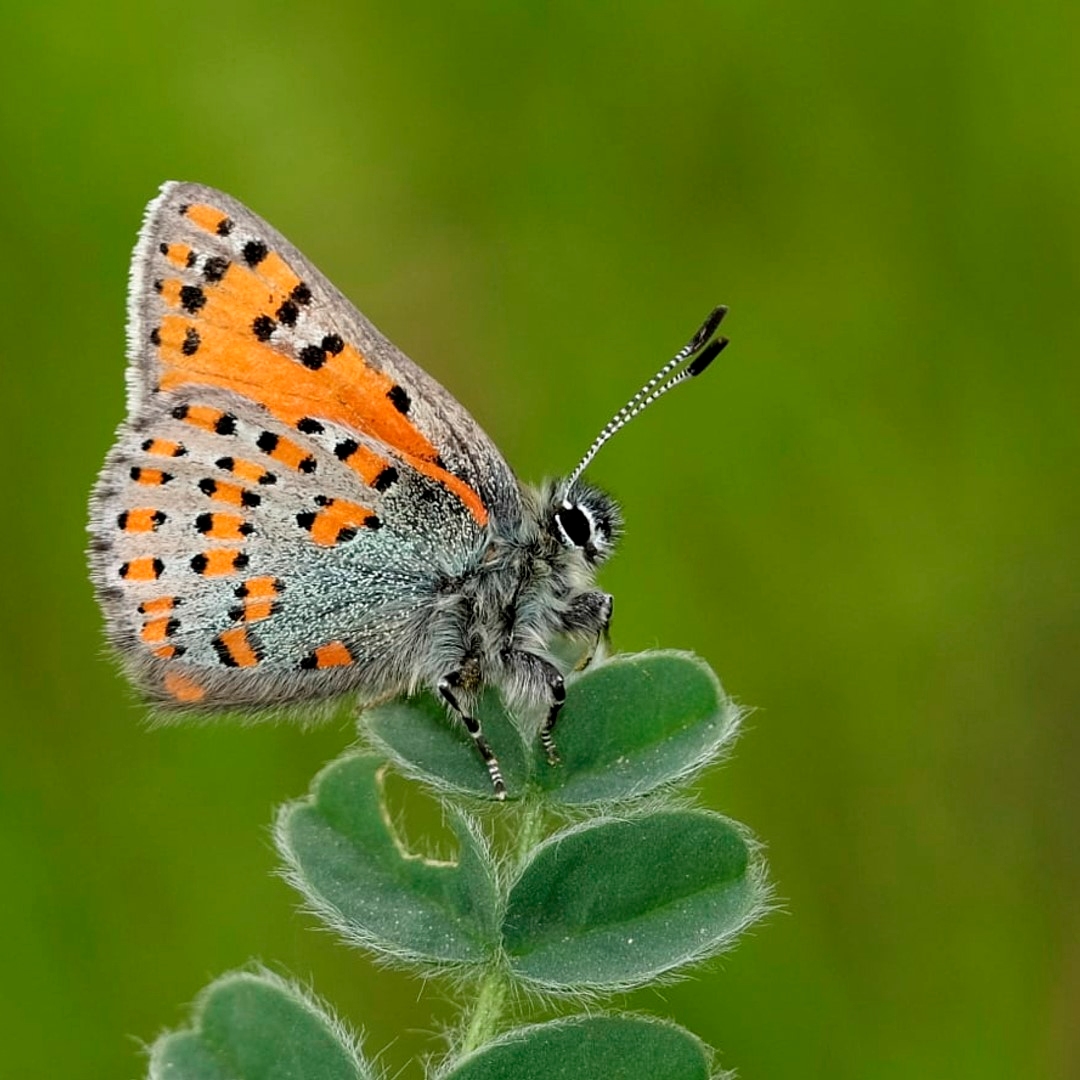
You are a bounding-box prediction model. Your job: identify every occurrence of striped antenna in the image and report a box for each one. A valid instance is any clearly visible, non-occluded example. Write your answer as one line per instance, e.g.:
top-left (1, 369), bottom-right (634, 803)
top-left (564, 306), bottom-right (729, 492)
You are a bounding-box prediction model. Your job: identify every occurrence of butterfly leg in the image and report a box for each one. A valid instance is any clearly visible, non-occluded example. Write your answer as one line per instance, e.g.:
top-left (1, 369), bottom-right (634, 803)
top-left (502, 650), bottom-right (567, 766)
top-left (561, 590), bottom-right (613, 672)
top-left (438, 672), bottom-right (507, 800)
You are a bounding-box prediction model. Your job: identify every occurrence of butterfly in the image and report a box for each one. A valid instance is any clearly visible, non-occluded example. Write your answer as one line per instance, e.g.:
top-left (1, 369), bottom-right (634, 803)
top-left (88, 182), bottom-right (728, 797)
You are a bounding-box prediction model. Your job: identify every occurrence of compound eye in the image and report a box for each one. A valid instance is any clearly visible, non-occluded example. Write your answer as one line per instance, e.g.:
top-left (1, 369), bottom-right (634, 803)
top-left (555, 505), bottom-right (592, 547)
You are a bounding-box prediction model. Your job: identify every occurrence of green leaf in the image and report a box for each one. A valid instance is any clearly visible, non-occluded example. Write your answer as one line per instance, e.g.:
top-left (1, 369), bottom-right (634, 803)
top-left (364, 653), bottom-right (737, 805)
top-left (148, 970), bottom-right (373, 1080)
top-left (441, 1015), bottom-right (713, 1080)
top-left (365, 690), bottom-right (530, 799)
top-left (503, 811), bottom-right (764, 990)
top-left (276, 754), bottom-right (499, 965)
top-left (539, 651), bottom-right (741, 804)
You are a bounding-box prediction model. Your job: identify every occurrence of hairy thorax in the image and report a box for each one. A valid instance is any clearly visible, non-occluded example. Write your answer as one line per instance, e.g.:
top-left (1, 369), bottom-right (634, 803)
top-left (424, 506), bottom-right (596, 700)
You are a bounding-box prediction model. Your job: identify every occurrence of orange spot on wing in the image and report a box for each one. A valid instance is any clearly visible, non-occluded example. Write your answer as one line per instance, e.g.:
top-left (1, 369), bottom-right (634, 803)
top-left (140, 617), bottom-right (174, 644)
top-left (314, 641), bottom-right (353, 668)
top-left (164, 670), bottom-right (206, 703)
top-left (185, 203), bottom-right (230, 235)
top-left (202, 513), bottom-right (248, 540)
top-left (217, 627), bottom-right (259, 667)
top-left (261, 434), bottom-right (310, 471)
top-left (122, 508), bottom-right (162, 532)
top-left (134, 468), bottom-right (170, 486)
top-left (138, 596), bottom-right (175, 614)
top-left (240, 598), bottom-right (276, 622)
top-left (160, 278), bottom-right (183, 307)
top-left (154, 645), bottom-right (180, 659)
top-left (156, 259), bottom-right (489, 525)
top-left (223, 458), bottom-right (273, 484)
top-left (232, 577), bottom-right (282, 622)
top-left (197, 549), bottom-right (245, 576)
top-left (339, 442), bottom-right (390, 486)
top-left (239, 576), bottom-right (281, 599)
top-left (143, 439), bottom-right (184, 457)
top-left (122, 557), bottom-right (162, 581)
top-left (204, 480), bottom-right (248, 507)
top-left (166, 243), bottom-right (193, 268)
top-left (308, 499), bottom-right (375, 547)
top-left (181, 404), bottom-right (229, 433)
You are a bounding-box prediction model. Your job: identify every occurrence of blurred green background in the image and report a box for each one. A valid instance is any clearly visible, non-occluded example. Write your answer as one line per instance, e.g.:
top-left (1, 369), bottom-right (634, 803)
top-left (2, 2), bottom-right (1077, 1077)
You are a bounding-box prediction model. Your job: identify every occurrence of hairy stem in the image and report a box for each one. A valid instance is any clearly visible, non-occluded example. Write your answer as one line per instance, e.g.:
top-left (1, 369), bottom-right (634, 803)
top-left (514, 794), bottom-right (546, 870)
top-left (460, 967), bottom-right (509, 1055)
top-left (459, 796), bottom-right (546, 1056)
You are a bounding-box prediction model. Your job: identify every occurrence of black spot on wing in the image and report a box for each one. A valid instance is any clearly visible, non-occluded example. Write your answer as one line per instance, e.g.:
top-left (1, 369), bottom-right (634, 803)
top-left (373, 466), bottom-right (398, 492)
top-left (242, 240), bottom-right (268, 266)
top-left (299, 344), bottom-right (326, 370)
top-left (181, 328), bottom-right (201, 355)
top-left (179, 285), bottom-right (206, 314)
top-left (387, 385), bottom-right (410, 414)
top-left (203, 256), bottom-right (229, 282)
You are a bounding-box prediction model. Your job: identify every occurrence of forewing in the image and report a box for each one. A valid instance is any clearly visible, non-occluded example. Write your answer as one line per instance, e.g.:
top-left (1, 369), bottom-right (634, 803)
top-left (126, 181), bottom-right (521, 526)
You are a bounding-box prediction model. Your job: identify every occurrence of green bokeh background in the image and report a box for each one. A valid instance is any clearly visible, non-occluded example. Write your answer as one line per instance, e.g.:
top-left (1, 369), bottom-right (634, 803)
top-left (2, 3), bottom-right (1076, 1077)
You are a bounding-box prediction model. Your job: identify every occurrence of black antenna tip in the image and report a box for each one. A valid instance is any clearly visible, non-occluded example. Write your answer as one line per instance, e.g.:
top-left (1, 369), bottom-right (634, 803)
top-left (687, 335), bottom-right (728, 376)
top-left (689, 305), bottom-right (729, 352)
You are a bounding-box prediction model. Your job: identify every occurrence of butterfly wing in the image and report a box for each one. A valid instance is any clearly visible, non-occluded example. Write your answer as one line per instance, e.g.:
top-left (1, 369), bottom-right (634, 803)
top-left (89, 182), bottom-right (522, 709)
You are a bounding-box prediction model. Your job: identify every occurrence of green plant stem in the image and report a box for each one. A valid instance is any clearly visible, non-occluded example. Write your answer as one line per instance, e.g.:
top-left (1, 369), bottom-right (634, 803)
top-left (459, 796), bottom-right (546, 1057)
top-left (515, 794), bottom-right (546, 871)
top-left (460, 967), bottom-right (509, 1055)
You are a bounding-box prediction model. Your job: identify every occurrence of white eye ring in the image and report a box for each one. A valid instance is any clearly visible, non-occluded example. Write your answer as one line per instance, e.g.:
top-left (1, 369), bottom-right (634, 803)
top-left (554, 501), bottom-right (597, 549)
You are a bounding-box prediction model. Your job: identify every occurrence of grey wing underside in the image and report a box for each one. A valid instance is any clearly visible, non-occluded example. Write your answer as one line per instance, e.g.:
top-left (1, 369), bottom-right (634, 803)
top-left (89, 181), bottom-right (524, 709)
top-left (90, 387), bottom-right (476, 709)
